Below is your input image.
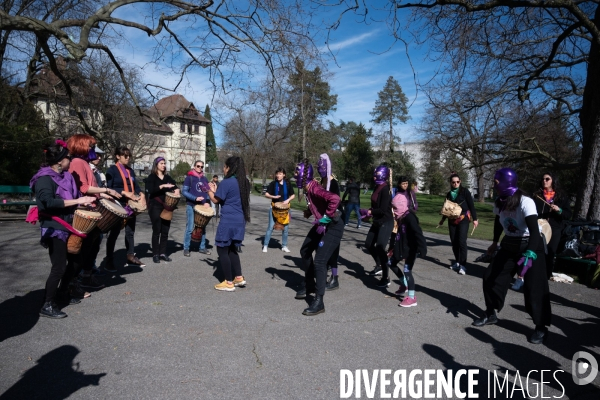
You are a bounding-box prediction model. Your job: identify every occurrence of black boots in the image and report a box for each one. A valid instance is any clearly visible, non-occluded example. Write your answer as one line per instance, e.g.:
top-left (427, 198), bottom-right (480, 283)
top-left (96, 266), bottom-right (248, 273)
top-left (529, 326), bottom-right (548, 344)
top-left (472, 311), bottom-right (498, 327)
top-left (40, 302), bottom-right (67, 319)
top-left (303, 294), bottom-right (325, 316)
top-left (325, 275), bottom-right (339, 291)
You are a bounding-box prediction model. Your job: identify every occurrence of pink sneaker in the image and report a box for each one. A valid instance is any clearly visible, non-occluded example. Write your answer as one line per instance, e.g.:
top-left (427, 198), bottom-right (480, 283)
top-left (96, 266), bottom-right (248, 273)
top-left (399, 296), bottom-right (417, 308)
top-left (395, 284), bottom-right (407, 296)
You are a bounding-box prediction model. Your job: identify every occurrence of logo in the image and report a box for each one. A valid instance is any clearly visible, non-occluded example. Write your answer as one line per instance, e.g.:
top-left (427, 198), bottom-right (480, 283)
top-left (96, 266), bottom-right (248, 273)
top-left (572, 351), bottom-right (598, 385)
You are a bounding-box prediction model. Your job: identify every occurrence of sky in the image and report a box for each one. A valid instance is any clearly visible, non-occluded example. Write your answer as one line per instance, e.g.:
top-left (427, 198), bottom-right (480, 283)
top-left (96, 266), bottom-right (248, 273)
top-left (109, 3), bottom-right (437, 146)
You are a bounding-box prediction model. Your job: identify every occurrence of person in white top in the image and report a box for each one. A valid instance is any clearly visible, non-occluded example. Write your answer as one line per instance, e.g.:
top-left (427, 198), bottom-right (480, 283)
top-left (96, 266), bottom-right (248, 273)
top-left (472, 168), bottom-right (551, 345)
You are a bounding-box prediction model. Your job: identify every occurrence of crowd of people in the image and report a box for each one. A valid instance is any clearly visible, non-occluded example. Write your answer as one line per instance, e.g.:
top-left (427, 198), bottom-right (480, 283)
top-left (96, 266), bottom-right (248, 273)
top-left (30, 137), bottom-right (567, 344)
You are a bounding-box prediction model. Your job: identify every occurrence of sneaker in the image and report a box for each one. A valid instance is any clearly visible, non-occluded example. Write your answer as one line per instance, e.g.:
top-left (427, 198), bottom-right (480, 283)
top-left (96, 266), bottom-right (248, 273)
top-left (159, 254), bottom-right (172, 262)
top-left (184, 249), bottom-right (190, 257)
top-left (281, 246), bottom-right (290, 253)
top-left (80, 274), bottom-right (105, 290)
top-left (233, 276), bottom-right (247, 287)
top-left (399, 296), bottom-right (417, 308)
top-left (40, 302), bottom-right (67, 319)
top-left (199, 249), bottom-right (211, 255)
top-left (458, 266), bottom-right (466, 275)
top-left (512, 277), bottom-right (524, 291)
top-left (368, 267), bottom-right (382, 276)
top-left (395, 284), bottom-right (408, 296)
top-left (377, 277), bottom-right (391, 288)
top-left (262, 246), bottom-right (268, 253)
top-left (356, 225), bottom-right (361, 229)
top-left (214, 280), bottom-right (235, 292)
top-left (449, 263), bottom-right (458, 270)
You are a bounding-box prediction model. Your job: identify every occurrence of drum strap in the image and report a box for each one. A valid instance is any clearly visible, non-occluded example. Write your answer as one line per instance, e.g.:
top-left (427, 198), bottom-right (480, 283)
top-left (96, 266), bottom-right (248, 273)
top-left (39, 210), bottom-right (87, 238)
top-left (154, 196), bottom-right (176, 212)
top-left (117, 162), bottom-right (134, 193)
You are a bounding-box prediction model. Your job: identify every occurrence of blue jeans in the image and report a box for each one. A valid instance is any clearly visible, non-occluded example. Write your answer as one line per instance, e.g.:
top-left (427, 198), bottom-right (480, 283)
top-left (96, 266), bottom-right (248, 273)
top-left (344, 203), bottom-right (361, 226)
top-left (184, 204), bottom-right (207, 250)
top-left (263, 207), bottom-right (288, 247)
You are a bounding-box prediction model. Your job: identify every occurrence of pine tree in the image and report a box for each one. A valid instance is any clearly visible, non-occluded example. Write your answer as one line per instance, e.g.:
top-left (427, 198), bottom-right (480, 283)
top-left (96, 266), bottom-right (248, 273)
top-left (370, 76), bottom-right (410, 152)
top-left (204, 104), bottom-right (218, 165)
top-left (342, 123), bottom-right (374, 185)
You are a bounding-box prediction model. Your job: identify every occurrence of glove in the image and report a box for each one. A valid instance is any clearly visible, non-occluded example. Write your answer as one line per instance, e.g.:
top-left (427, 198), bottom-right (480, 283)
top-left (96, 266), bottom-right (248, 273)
top-left (517, 249), bottom-right (537, 275)
top-left (319, 216), bottom-right (332, 224)
top-left (316, 224), bottom-right (327, 235)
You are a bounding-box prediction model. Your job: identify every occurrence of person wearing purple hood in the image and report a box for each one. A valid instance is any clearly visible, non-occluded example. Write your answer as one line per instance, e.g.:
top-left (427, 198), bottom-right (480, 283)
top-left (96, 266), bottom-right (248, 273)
top-left (472, 168), bottom-right (551, 345)
top-left (294, 159), bottom-right (343, 316)
top-left (30, 141), bottom-right (96, 318)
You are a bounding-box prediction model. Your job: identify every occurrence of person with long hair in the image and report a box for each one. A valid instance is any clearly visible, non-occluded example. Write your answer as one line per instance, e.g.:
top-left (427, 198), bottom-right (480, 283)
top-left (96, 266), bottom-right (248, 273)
top-left (532, 172), bottom-right (572, 281)
top-left (365, 165), bottom-right (395, 288)
top-left (438, 173), bottom-right (478, 275)
top-left (29, 141), bottom-right (96, 318)
top-left (104, 146), bottom-right (146, 270)
top-left (473, 168), bottom-right (551, 344)
top-left (262, 167), bottom-right (295, 253)
top-left (396, 175), bottom-right (418, 213)
top-left (294, 159), bottom-right (344, 315)
top-left (182, 160), bottom-right (211, 256)
top-left (67, 134), bottom-right (121, 291)
top-left (206, 156), bottom-right (251, 291)
top-left (146, 157), bottom-right (180, 263)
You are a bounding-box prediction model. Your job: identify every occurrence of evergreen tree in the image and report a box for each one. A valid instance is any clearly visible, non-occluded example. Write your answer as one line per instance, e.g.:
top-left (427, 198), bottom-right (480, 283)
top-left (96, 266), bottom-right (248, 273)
top-left (203, 104), bottom-right (218, 165)
top-left (342, 123), bottom-right (374, 185)
top-left (370, 76), bottom-right (410, 152)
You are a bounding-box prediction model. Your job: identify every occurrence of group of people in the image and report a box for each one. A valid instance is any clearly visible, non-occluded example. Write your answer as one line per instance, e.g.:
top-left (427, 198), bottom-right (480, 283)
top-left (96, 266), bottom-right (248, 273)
top-left (31, 138), bottom-right (567, 344)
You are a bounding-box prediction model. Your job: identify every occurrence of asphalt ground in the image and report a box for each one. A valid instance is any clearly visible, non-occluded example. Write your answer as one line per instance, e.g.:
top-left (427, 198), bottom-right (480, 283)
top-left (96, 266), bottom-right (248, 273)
top-left (1, 194), bottom-right (599, 399)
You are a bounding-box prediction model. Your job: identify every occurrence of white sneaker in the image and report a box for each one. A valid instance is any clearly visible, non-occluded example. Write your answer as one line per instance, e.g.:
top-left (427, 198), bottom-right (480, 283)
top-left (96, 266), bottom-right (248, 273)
top-left (262, 246), bottom-right (268, 253)
top-left (281, 246), bottom-right (290, 253)
top-left (449, 263), bottom-right (458, 270)
top-left (458, 265), bottom-right (466, 275)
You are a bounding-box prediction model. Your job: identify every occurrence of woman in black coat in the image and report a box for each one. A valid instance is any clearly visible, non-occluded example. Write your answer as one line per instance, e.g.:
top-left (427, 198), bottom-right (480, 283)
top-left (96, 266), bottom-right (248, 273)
top-left (532, 172), bottom-right (572, 279)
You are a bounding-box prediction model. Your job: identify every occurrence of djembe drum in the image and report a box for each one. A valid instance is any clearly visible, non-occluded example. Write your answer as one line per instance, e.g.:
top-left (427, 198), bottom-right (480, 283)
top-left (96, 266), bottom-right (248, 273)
top-left (538, 219), bottom-right (552, 244)
top-left (192, 205), bottom-right (215, 240)
top-left (272, 202), bottom-right (290, 230)
top-left (96, 198), bottom-right (129, 233)
top-left (67, 209), bottom-right (103, 254)
top-left (127, 199), bottom-right (147, 216)
top-left (160, 192), bottom-right (180, 221)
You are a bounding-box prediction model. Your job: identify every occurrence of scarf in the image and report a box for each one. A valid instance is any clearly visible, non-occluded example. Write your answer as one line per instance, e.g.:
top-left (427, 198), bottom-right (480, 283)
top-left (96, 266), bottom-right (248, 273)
top-left (188, 169), bottom-right (204, 179)
top-left (449, 187), bottom-right (459, 201)
top-left (116, 162), bottom-right (135, 193)
top-left (30, 166), bottom-right (79, 200)
top-left (543, 189), bottom-right (555, 203)
top-left (275, 179), bottom-right (288, 201)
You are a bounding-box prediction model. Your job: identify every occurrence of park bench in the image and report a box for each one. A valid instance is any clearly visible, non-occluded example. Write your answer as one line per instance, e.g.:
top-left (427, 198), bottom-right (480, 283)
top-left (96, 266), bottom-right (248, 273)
top-left (0, 185), bottom-right (36, 209)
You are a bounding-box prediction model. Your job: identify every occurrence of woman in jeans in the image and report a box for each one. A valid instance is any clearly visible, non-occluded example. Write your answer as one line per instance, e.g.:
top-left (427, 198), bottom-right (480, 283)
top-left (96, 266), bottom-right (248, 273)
top-left (262, 167), bottom-right (295, 253)
top-left (182, 160), bottom-right (211, 256)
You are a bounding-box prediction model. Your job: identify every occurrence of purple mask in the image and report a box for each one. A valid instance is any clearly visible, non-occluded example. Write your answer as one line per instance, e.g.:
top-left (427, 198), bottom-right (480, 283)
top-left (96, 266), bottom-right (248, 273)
top-left (86, 147), bottom-right (98, 162)
top-left (295, 161), bottom-right (313, 189)
top-left (373, 165), bottom-right (389, 185)
top-left (494, 168), bottom-right (518, 197)
top-left (317, 153), bottom-right (332, 190)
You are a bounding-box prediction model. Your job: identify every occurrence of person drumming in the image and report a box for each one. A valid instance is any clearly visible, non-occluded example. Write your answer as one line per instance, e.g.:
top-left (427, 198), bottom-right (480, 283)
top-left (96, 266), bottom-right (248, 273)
top-left (262, 167), bottom-right (295, 253)
top-left (472, 168), bottom-right (551, 345)
top-left (182, 160), bottom-right (211, 256)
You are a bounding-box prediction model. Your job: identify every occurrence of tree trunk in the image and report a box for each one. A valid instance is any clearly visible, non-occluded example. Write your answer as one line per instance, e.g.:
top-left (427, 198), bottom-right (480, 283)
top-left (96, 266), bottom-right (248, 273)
top-left (476, 168), bottom-right (486, 203)
top-left (575, 8), bottom-right (600, 220)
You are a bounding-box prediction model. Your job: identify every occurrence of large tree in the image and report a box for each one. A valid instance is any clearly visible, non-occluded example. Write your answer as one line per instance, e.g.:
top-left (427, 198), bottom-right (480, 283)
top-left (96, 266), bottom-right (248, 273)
top-left (203, 104), bottom-right (218, 166)
top-left (328, 1), bottom-right (600, 219)
top-left (370, 76), bottom-right (409, 153)
top-left (342, 123), bottom-right (374, 185)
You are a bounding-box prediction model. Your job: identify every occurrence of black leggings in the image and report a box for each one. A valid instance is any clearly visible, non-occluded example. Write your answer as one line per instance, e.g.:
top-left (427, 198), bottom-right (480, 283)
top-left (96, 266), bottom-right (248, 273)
top-left (365, 219), bottom-right (394, 279)
top-left (77, 229), bottom-right (101, 275)
top-left (45, 237), bottom-right (78, 302)
top-left (448, 218), bottom-right (469, 265)
top-left (148, 203), bottom-right (171, 255)
top-left (106, 215), bottom-right (137, 260)
top-left (217, 244), bottom-right (242, 282)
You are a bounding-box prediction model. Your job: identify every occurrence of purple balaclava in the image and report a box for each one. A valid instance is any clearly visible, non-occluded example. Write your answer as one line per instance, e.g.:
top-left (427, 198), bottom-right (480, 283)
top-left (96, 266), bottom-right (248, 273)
top-left (373, 165), bottom-right (390, 185)
top-left (295, 161), bottom-right (314, 189)
top-left (317, 153), bottom-right (332, 191)
top-left (85, 146), bottom-right (98, 162)
top-left (494, 168), bottom-right (518, 197)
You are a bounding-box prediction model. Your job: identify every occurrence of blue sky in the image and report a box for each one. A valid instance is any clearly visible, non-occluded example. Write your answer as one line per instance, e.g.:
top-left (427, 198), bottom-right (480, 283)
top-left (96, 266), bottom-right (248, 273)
top-left (110, 4), bottom-right (436, 146)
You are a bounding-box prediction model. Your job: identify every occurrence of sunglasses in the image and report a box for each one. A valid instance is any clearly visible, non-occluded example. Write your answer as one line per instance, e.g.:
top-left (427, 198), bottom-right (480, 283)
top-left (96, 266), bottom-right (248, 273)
top-left (196, 165), bottom-right (204, 168)
top-left (544, 177), bottom-right (551, 181)
top-left (121, 154), bottom-right (131, 159)
top-left (451, 180), bottom-right (460, 184)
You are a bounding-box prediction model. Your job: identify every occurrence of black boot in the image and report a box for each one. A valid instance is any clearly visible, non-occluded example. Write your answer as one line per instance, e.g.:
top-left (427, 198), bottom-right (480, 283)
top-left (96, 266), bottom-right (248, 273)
top-left (325, 275), bottom-right (339, 291)
top-left (302, 294), bottom-right (325, 316)
top-left (40, 301), bottom-right (67, 319)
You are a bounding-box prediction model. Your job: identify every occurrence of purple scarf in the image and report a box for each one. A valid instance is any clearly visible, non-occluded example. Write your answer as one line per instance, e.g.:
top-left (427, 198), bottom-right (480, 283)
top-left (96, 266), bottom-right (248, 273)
top-left (30, 167), bottom-right (79, 200)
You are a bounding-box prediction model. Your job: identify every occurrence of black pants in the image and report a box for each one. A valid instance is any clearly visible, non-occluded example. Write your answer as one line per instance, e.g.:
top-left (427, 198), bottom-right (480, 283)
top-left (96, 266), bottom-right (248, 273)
top-left (106, 216), bottom-right (136, 260)
top-left (448, 218), bottom-right (469, 265)
top-left (300, 218), bottom-right (344, 296)
top-left (545, 225), bottom-right (561, 279)
top-left (77, 229), bottom-right (101, 275)
top-left (45, 237), bottom-right (78, 302)
top-left (148, 203), bottom-right (171, 256)
top-left (482, 237), bottom-right (551, 327)
top-left (217, 244), bottom-right (242, 282)
top-left (365, 219), bottom-right (394, 279)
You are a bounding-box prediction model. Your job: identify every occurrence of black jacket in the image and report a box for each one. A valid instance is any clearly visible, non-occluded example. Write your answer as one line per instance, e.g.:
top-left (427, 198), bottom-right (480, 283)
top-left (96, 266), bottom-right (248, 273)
top-left (342, 182), bottom-right (361, 204)
top-left (533, 189), bottom-right (572, 231)
top-left (34, 175), bottom-right (75, 231)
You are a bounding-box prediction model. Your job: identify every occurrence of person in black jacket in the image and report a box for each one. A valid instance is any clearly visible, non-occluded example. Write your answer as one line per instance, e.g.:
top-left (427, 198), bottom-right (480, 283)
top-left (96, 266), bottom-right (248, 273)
top-left (365, 165), bottom-right (394, 287)
top-left (438, 173), bottom-right (479, 275)
top-left (342, 178), bottom-right (362, 228)
top-left (533, 172), bottom-right (572, 279)
top-left (105, 146), bottom-right (147, 269)
top-left (29, 142), bottom-right (96, 318)
top-left (146, 157), bottom-right (179, 263)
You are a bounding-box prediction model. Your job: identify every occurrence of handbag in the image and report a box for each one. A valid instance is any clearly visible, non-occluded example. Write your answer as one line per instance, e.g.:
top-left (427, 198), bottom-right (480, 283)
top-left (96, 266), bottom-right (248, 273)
top-left (440, 199), bottom-right (463, 219)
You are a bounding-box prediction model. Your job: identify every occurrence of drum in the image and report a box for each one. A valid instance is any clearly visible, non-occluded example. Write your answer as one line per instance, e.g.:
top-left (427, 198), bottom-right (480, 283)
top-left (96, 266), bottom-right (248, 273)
top-left (96, 198), bottom-right (129, 233)
top-left (191, 227), bottom-right (203, 243)
top-left (160, 192), bottom-right (180, 221)
top-left (272, 202), bottom-right (290, 230)
top-left (127, 199), bottom-right (147, 216)
top-left (72, 209), bottom-right (102, 234)
top-left (193, 205), bottom-right (214, 228)
top-left (538, 219), bottom-right (552, 244)
top-left (67, 229), bottom-right (86, 254)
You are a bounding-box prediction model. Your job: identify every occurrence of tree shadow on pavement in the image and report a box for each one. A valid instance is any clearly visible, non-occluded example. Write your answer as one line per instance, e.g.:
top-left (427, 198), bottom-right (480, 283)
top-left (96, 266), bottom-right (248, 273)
top-left (0, 345), bottom-right (106, 400)
top-left (0, 289), bottom-right (43, 343)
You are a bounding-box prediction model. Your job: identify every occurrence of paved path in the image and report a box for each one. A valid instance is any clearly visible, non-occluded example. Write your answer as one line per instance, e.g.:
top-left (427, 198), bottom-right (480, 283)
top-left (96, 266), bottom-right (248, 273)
top-left (0, 194), bottom-right (599, 399)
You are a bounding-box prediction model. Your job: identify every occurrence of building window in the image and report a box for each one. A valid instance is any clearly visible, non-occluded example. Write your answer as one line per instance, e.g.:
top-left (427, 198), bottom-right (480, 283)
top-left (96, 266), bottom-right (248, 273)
top-left (194, 125), bottom-right (199, 133)
top-left (188, 124), bottom-right (192, 134)
top-left (45, 101), bottom-right (50, 114)
top-left (180, 122), bottom-right (185, 132)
